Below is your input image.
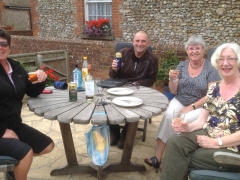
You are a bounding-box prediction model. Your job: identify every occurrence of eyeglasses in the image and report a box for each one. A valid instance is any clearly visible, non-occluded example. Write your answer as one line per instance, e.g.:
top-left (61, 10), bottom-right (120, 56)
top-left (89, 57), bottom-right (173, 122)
top-left (217, 57), bottom-right (238, 63)
top-left (187, 47), bottom-right (202, 51)
top-left (0, 41), bottom-right (8, 48)
top-left (123, 82), bottom-right (140, 89)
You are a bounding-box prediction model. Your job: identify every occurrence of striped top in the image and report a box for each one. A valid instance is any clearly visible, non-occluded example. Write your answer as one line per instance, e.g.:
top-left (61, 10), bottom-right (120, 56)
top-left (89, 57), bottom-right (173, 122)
top-left (175, 60), bottom-right (221, 106)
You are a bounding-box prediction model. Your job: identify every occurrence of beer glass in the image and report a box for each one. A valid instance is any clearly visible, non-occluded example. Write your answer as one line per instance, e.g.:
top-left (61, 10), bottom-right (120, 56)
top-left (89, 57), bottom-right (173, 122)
top-left (28, 72), bottom-right (38, 84)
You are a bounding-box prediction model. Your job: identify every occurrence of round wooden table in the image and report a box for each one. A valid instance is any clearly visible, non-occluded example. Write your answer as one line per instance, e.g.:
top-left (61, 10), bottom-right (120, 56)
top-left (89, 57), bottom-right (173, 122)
top-left (27, 86), bottom-right (168, 179)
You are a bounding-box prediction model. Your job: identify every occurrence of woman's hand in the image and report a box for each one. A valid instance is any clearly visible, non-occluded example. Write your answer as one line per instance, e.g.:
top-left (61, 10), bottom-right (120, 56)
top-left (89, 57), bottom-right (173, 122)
top-left (36, 69), bottom-right (47, 83)
top-left (180, 105), bottom-right (194, 114)
top-left (169, 70), bottom-right (179, 81)
top-left (196, 135), bottom-right (219, 148)
top-left (2, 129), bottom-right (19, 139)
top-left (172, 120), bottom-right (189, 133)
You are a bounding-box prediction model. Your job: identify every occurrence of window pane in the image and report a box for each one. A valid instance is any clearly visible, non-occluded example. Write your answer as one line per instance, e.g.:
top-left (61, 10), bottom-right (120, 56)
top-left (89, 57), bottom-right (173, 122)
top-left (86, 0), bottom-right (112, 20)
top-left (87, 0), bottom-right (111, 1)
top-left (106, 3), bottom-right (112, 15)
top-left (88, 3), bottom-right (96, 15)
top-left (97, 3), bottom-right (105, 16)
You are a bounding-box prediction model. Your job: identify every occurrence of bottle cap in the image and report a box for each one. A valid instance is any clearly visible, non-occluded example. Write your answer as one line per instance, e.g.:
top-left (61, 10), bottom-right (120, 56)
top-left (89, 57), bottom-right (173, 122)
top-left (83, 56), bottom-right (87, 60)
top-left (116, 52), bottom-right (122, 58)
top-left (75, 64), bottom-right (78, 68)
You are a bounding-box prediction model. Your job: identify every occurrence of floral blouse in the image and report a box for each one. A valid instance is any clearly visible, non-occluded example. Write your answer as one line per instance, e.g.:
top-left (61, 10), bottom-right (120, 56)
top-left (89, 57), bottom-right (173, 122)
top-left (203, 82), bottom-right (240, 152)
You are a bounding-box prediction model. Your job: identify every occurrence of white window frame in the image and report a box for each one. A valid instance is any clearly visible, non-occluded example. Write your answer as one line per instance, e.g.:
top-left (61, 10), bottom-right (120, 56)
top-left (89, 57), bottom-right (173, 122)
top-left (84, 0), bottom-right (112, 21)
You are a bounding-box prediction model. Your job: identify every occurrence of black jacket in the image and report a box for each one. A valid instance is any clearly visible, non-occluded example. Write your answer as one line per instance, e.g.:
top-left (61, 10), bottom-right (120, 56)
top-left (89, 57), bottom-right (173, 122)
top-left (0, 58), bottom-right (45, 137)
top-left (109, 48), bottom-right (158, 87)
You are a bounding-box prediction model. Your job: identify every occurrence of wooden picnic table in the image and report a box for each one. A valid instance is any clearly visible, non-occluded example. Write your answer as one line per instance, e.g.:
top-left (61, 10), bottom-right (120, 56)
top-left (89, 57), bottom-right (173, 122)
top-left (27, 86), bottom-right (168, 179)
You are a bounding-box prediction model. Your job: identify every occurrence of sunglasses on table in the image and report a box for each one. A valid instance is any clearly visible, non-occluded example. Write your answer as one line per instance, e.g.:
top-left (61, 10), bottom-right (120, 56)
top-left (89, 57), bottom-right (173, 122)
top-left (0, 41), bottom-right (9, 48)
top-left (123, 82), bottom-right (140, 89)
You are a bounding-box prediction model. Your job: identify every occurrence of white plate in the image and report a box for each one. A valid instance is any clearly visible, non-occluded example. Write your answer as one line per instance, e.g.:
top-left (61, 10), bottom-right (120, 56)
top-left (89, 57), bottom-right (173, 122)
top-left (112, 97), bottom-right (143, 107)
top-left (107, 88), bottom-right (134, 95)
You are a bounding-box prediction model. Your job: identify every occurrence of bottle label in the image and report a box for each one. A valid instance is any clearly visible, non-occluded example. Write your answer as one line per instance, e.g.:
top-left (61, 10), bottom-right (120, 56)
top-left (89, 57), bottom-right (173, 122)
top-left (73, 72), bottom-right (82, 90)
top-left (73, 72), bottom-right (79, 85)
top-left (69, 89), bottom-right (77, 101)
top-left (82, 68), bottom-right (88, 80)
top-left (85, 80), bottom-right (95, 97)
top-left (116, 57), bottom-right (122, 68)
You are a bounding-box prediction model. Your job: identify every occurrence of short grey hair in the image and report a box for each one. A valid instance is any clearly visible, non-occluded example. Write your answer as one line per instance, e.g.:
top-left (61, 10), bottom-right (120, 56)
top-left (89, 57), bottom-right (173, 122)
top-left (211, 43), bottom-right (240, 70)
top-left (184, 35), bottom-right (206, 51)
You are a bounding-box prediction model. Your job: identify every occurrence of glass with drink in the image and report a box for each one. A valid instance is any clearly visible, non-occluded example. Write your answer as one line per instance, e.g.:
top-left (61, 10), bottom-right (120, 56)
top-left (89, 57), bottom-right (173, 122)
top-left (170, 65), bottom-right (180, 82)
top-left (28, 72), bottom-right (38, 84)
top-left (172, 109), bottom-right (185, 136)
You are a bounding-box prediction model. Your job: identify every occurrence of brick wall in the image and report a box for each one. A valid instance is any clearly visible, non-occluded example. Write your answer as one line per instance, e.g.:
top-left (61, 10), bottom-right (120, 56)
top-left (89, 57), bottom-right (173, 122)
top-left (112, 0), bottom-right (123, 40)
top-left (0, 1), bottom-right (3, 26)
top-left (10, 36), bottom-right (189, 80)
top-left (30, 0), bottom-right (39, 36)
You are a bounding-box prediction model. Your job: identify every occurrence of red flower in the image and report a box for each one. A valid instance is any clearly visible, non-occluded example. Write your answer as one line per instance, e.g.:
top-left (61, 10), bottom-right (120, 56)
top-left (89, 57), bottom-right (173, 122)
top-left (42, 66), bottom-right (59, 87)
top-left (85, 18), bottom-right (110, 31)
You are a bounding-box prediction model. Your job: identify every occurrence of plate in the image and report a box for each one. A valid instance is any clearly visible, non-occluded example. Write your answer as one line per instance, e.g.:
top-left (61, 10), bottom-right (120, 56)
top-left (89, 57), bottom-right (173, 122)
top-left (107, 88), bottom-right (134, 95)
top-left (112, 97), bottom-right (143, 107)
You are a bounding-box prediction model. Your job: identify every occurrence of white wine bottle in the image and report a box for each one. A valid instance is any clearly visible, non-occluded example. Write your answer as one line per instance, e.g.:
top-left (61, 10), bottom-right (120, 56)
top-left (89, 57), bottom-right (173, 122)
top-left (85, 64), bottom-right (94, 103)
top-left (82, 56), bottom-right (88, 89)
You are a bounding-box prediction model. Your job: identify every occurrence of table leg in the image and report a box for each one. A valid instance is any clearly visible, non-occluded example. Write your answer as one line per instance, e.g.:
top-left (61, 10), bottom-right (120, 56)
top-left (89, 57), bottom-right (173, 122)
top-left (50, 122), bottom-right (96, 176)
top-left (104, 121), bottom-right (146, 172)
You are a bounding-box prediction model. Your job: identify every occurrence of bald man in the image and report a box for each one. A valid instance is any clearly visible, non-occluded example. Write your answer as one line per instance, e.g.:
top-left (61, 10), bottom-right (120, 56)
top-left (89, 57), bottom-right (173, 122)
top-left (109, 31), bottom-right (158, 149)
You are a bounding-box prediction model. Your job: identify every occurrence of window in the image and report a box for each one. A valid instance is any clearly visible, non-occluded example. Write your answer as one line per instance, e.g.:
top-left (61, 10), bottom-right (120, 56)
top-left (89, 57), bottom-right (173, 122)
top-left (85, 0), bottom-right (112, 21)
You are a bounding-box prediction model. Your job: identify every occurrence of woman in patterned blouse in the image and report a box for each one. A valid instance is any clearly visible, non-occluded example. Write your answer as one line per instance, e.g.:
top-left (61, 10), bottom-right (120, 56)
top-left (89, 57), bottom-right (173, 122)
top-left (160, 42), bottom-right (240, 180)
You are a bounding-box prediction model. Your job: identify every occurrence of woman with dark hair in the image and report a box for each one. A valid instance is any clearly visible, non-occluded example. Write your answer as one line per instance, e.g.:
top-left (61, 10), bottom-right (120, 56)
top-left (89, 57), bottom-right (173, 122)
top-left (145, 35), bottom-right (221, 168)
top-left (161, 42), bottom-right (240, 180)
top-left (0, 29), bottom-right (54, 179)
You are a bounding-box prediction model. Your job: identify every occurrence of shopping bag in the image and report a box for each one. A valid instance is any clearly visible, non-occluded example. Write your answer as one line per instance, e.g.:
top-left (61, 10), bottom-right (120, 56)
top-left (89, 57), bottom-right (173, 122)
top-left (85, 125), bottom-right (110, 166)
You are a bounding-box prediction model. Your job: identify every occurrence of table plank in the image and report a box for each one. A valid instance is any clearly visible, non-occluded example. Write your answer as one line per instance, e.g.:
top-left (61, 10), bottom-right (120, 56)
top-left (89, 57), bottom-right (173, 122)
top-left (126, 108), bottom-right (152, 120)
top-left (43, 102), bottom-right (84, 120)
top-left (111, 104), bottom-right (140, 122)
top-left (57, 103), bottom-right (89, 123)
top-left (28, 99), bottom-right (69, 110)
top-left (91, 105), bottom-right (108, 125)
top-left (73, 103), bottom-right (95, 124)
top-left (34, 102), bottom-right (77, 116)
top-left (104, 104), bottom-right (125, 124)
top-left (139, 105), bottom-right (163, 116)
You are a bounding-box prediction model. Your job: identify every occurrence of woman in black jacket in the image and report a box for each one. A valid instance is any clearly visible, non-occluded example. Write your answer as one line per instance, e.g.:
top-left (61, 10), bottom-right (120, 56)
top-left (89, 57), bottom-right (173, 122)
top-left (0, 29), bottom-right (54, 179)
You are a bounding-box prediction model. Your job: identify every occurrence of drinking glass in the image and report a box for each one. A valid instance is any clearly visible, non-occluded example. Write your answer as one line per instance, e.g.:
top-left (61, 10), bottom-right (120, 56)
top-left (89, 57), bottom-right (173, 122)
top-left (94, 78), bottom-right (102, 94)
top-left (172, 109), bottom-right (185, 136)
top-left (170, 65), bottom-right (180, 82)
top-left (28, 72), bottom-right (38, 84)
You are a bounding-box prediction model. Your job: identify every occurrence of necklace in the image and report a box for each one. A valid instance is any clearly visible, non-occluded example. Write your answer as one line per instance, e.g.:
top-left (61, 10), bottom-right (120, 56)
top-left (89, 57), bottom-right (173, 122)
top-left (189, 59), bottom-right (205, 69)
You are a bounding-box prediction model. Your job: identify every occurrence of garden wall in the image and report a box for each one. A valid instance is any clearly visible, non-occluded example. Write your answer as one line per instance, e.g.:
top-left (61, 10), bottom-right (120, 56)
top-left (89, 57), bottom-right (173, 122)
top-left (11, 36), bottom-right (191, 80)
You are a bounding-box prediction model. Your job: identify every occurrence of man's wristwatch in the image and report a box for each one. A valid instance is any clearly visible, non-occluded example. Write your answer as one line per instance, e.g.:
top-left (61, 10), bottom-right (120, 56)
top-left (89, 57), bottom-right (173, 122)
top-left (191, 103), bottom-right (196, 110)
top-left (218, 137), bottom-right (223, 148)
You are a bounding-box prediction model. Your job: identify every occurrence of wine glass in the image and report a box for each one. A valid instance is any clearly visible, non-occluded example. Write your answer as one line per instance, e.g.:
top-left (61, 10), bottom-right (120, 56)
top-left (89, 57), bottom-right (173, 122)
top-left (170, 65), bottom-right (180, 82)
top-left (172, 109), bottom-right (185, 136)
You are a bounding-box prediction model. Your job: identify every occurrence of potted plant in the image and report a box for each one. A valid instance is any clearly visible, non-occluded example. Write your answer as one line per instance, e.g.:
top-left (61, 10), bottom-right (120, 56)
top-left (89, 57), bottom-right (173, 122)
top-left (155, 49), bottom-right (181, 100)
top-left (82, 18), bottom-right (111, 37)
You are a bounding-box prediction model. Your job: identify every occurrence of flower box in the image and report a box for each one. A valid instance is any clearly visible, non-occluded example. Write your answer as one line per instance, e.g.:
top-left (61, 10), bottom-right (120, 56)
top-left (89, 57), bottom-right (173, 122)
top-left (82, 18), bottom-right (113, 40)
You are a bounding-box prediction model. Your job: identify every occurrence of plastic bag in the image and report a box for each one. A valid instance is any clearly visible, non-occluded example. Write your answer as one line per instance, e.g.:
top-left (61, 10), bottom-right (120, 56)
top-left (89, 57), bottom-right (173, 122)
top-left (85, 125), bottom-right (110, 166)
